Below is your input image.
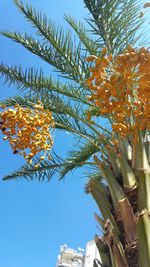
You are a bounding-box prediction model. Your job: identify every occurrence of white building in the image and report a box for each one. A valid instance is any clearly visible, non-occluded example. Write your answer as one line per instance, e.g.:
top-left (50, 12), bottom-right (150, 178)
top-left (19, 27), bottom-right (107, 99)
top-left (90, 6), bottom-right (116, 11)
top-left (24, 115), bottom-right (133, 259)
top-left (56, 240), bottom-right (101, 267)
top-left (56, 244), bottom-right (84, 267)
top-left (84, 240), bottom-right (101, 267)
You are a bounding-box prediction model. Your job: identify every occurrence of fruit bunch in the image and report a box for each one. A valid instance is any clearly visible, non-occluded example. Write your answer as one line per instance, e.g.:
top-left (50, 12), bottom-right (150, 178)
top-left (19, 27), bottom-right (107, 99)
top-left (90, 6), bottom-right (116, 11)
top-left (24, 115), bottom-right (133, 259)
top-left (86, 46), bottom-right (150, 142)
top-left (0, 102), bottom-right (54, 163)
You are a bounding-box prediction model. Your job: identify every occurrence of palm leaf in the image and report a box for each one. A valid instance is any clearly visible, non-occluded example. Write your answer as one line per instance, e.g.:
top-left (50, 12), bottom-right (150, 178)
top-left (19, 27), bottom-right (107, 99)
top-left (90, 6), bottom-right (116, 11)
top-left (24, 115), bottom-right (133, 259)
top-left (59, 141), bottom-right (104, 179)
top-left (84, 0), bottom-right (144, 53)
top-left (3, 152), bottom-right (64, 181)
top-left (8, 0), bottom-right (91, 82)
top-left (0, 64), bottom-right (90, 104)
top-left (64, 15), bottom-right (99, 55)
top-left (3, 144), bottom-right (96, 181)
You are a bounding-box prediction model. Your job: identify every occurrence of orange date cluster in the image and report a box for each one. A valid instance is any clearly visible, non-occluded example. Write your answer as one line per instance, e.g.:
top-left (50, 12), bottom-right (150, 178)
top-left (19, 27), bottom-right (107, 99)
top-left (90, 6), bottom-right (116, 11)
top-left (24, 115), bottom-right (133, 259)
top-left (0, 102), bottom-right (54, 164)
top-left (86, 46), bottom-right (150, 141)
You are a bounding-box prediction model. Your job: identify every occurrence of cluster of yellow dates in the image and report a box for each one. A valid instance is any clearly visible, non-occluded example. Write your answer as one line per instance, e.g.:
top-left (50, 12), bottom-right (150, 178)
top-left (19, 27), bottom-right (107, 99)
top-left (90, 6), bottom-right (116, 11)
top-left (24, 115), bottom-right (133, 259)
top-left (86, 46), bottom-right (150, 142)
top-left (0, 102), bottom-right (54, 165)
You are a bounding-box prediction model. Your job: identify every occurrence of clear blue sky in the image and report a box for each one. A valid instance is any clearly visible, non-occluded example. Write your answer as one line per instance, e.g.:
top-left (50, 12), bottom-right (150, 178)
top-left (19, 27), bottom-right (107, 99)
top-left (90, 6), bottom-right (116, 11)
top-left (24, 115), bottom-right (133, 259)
top-left (0, 1), bottom-right (99, 267)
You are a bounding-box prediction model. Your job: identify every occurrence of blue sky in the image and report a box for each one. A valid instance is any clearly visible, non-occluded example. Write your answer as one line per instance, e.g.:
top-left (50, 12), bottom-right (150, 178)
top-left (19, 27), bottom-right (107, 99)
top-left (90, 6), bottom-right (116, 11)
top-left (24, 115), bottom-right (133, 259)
top-left (0, 1), bottom-right (99, 267)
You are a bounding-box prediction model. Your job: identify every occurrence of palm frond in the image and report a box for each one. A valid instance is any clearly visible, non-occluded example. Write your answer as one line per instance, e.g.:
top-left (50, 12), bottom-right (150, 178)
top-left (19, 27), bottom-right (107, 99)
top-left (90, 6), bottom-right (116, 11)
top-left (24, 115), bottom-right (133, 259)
top-left (59, 141), bottom-right (101, 179)
top-left (64, 15), bottom-right (99, 55)
top-left (1, 31), bottom-right (61, 67)
top-left (0, 95), bottom-right (34, 108)
top-left (1, 90), bottom-right (86, 120)
top-left (53, 114), bottom-right (88, 136)
top-left (0, 64), bottom-right (90, 104)
top-left (3, 152), bottom-right (64, 181)
top-left (9, 0), bottom-right (91, 82)
top-left (1, 31), bottom-right (89, 83)
top-left (84, 0), bottom-right (144, 53)
top-left (3, 146), bottom-right (97, 181)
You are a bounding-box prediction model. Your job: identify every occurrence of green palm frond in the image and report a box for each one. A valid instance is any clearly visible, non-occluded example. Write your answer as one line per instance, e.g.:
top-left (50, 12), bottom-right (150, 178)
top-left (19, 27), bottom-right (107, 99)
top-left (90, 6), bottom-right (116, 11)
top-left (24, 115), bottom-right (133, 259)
top-left (1, 31), bottom-right (89, 83)
top-left (3, 0), bottom-right (91, 83)
top-left (84, 0), bottom-right (144, 53)
top-left (64, 15), bottom-right (99, 55)
top-left (0, 95), bottom-right (34, 108)
top-left (54, 114), bottom-right (89, 137)
top-left (3, 152), bottom-right (64, 181)
top-left (0, 64), bottom-right (90, 104)
top-left (1, 90), bottom-right (86, 120)
top-left (59, 141), bottom-right (102, 179)
top-left (2, 150), bottom-right (105, 183)
top-left (1, 31), bottom-right (61, 67)
top-left (2, 144), bottom-right (98, 181)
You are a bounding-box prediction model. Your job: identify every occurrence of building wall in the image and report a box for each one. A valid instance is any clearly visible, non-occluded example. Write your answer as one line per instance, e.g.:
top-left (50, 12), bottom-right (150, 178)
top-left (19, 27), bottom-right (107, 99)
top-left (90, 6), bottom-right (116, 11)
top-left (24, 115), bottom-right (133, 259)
top-left (56, 244), bottom-right (84, 267)
top-left (84, 240), bottom-right (101, 267)
top-left (56, 240), bottom-right (101, 267)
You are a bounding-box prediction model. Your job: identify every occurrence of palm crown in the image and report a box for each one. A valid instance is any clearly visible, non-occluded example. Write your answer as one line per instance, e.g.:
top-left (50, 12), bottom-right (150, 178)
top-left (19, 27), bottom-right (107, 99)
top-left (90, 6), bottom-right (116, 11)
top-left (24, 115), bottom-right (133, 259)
top-left (0, 1), bottom-right (150, 266)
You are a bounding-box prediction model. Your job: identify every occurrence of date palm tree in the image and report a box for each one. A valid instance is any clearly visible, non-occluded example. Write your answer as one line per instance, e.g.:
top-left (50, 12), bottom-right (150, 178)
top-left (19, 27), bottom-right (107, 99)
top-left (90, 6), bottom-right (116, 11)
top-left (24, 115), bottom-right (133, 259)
top-left (0, 1), bottom-right (150, 266)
